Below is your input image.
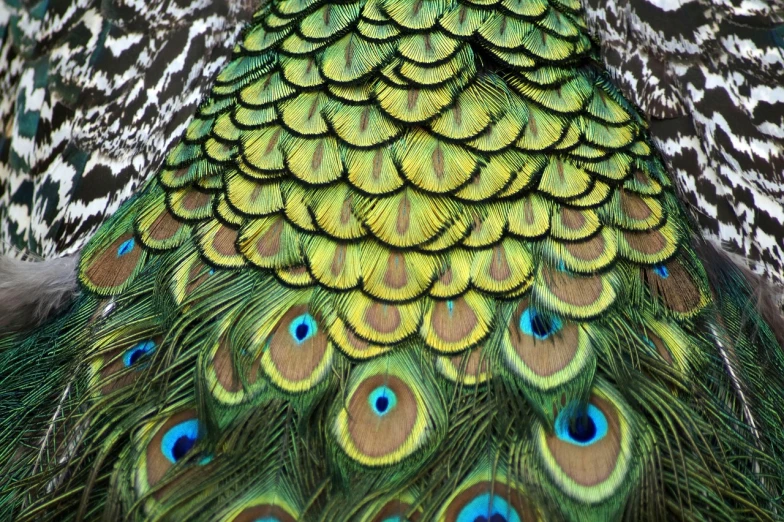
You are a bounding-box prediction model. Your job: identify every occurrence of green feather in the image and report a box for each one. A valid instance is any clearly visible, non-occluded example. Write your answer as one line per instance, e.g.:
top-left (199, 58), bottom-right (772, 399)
top-left (2, 0), bottom-right (784, 520)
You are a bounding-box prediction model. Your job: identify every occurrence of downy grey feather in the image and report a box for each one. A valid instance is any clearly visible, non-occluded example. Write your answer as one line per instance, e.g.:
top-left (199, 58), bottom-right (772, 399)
top-left (0, 255), bottom-right (78, 332)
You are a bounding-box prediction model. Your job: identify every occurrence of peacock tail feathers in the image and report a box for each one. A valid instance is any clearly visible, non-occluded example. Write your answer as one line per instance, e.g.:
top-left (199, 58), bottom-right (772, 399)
top-left (1, 0), bottom-right (783, 520)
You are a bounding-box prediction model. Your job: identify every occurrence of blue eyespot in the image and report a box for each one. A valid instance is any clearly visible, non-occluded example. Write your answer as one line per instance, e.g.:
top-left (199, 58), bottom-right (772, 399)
top-left (642, 337), bottom-right (656, 350)
top-left (288, 313), bottom-right (317, 344)
top-left (456, 493), bottom-right (521, 522)
top-left (652, 264), bottom-right (669, 278)
top-left (254, 518), bottom-right (282, 522)
top-left (208, 268), bottom-right (215, 276)
top-left (161, 419), bottom-right (200, 464)
top-left (122, 340), bottom-right (156, 367)
top-left (519, 308), bottom-right (562, 340)
top-left (446, 300), bottom-right (455, 314)
top-left (555, 404), bottom-right (608, 447)
top-left (117, 238), bottom-right (135, 257)
top-left (368, 385), bottom-right (397, 417)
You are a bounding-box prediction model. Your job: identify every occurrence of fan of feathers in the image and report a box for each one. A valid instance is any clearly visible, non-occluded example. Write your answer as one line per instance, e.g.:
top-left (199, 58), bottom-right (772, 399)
top-left (0, 0), bottom-right (783, 521)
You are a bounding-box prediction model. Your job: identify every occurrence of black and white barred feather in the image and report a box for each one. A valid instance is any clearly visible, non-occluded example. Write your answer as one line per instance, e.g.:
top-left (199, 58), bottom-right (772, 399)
top-left (582, 0), bottom-right (784, 297)
top-left (0, 0), bottom-right (255, 257)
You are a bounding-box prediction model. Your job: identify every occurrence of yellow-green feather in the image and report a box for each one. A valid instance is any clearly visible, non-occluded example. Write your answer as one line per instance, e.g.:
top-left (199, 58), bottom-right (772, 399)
top-left (3, 1), bottom-right (784, 521)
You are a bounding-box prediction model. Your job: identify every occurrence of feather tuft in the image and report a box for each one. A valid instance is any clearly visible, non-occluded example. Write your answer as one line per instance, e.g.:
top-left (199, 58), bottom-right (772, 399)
top-left (0, 255), bottom-right (79, 332)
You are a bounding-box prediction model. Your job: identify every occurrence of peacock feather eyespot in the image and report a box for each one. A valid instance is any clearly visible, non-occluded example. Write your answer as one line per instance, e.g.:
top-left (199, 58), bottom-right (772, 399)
top-left (333, 356), bottom-right (444, 468)
top-left (440, 463), bottom-right (541, 522)
top-left (536, 386), bottom-right (636, 507)
top-left (260, 305), bottom-right (333, 393)
top-left (503, 301), bottom-right (595, 422)
top-left (139, 411), bottom-right (204, 490)
top-left (652, 264), bottom-right (669, 278)
top-left (82, 227), bottom-right (147, 294)
top-left (554, 405), bottom-right (608, 447)
top-left (368, 385), bottom-right (397, 417)
top-left (122, 340), bottom-right (156, 367)
top-left (519, 307), bottom-right (562, 340)
top-left (288, 313), bottom-right (318, 344)
top-left (117, 237), bottom-right (135, 257)
top-left (161, 419), bottom-right (201, 464)
top-left (454, 493), bottom-right (521, 522)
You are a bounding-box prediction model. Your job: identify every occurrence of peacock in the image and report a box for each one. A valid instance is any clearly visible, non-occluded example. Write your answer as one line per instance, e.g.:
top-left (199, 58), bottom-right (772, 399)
top-left (1, 0), bottom-right (784, 520)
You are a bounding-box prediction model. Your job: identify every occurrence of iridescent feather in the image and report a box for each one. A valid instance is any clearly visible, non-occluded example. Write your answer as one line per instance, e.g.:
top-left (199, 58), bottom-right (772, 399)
top-left (1, 1), bottom-right (783, 521)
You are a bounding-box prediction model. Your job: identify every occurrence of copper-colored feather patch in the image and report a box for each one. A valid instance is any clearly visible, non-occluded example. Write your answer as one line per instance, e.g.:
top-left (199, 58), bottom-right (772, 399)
top-left (508, 315), bottom-right (579, 378)
top-left (239, 216), bottom-right (302, 269)
top-left (642, 260), bottom-right (704, 315)
top-left (333, 353), bottom-right (443, 468)
top-left (261, 305), bottom-right (333, 392)
top-left (214, 226), bottom-right (240, 257)
top-left (185, 259), bottom-right (214, 296)
top-left (329, 318), bottom-right (391, 360)
top-left (432, 298), bottom-right (478, 344)
top-left (624, 230), bottom-right (666, 255)
top-left (563, 232), bottom-right (609, 264)
top-left (306, 238), bottom-right (361, 289)
top-left (169, 187), bottom-right (213, 221)
top-left (212, 337), bottom-right (261, 394)
top-left (551, 207), bottom-right (600, 241)
top-left (502, 300), bottom-right (596, 422)
top-left (82, 233), bottom-right (145, 293)
top-left (436, 345), bottom-right (491, 385)
top-left (472, 239), bottom-right (534, 294)
top-left (275, 265), bottom-right (315, 287)
top-left (534, 265), bottom-right (616, 319)
top-left (504, 299), bottom-right (593, 385)
top-left (339, 292), bottom-right (422, 344)
top-left (199, 220), bottom-right (245, 268)
top-left (422, 293), bottom-right (491, 353)
top-left (645, 331), bottom-right (673, 365)
top-left (342, 374), bottom-right (419, 463)
top-left (620, 190), bottom-right (653, 221)
top-left (362, 247), bottom-right (438, 301)
top-left (254, 218), bottom-right (284, 258)
top-left (544, 267), bottom-right (603, 308)
top-left (138, 207), bottom-right (187, 249)
top-left (365, 302), bottom-right (402, 335)
top-left (619, 225), bottom-right (677, 264)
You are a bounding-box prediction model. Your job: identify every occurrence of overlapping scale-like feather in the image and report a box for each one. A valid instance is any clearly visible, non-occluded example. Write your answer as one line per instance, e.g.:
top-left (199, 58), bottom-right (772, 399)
top-left (58, 0), bottom-right (783, 521)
